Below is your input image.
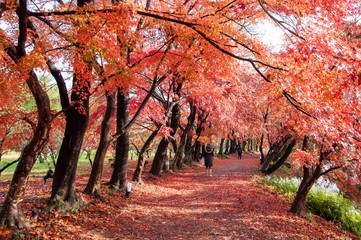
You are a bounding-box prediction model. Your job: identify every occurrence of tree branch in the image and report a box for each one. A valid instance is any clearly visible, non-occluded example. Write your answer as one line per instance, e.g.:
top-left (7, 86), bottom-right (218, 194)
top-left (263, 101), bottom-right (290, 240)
top-left (28, 8), bottom-right (285, 81)
top-left (282, 90), bottom-right (317, 120)
top-left (0, 158), bottom-right (20, 174)
top-left (258, 0), bottom-right (306, 41)
top-left (320, 165), bottom-right (342, 177)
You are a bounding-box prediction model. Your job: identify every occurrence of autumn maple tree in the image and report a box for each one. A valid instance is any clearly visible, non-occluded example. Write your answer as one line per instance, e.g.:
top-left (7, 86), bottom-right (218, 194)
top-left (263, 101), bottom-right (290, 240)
top-left (0, 0), bottom-right (54, 227)
top-left (1, 0), bottom-right (361, 232)
top-left (252, 0), bottom-right (361, 215)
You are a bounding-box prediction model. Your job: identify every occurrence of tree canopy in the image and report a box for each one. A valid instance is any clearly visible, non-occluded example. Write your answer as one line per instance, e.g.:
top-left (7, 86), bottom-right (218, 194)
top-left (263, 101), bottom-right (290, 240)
top-left (0, 0), bottom-right (360, 232)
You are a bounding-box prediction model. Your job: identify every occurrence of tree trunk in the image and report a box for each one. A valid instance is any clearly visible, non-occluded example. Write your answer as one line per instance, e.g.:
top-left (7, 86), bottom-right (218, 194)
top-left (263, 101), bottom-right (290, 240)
top-left (0, 2), bottom-right (53, 227)
top-left (150, 138), bottom-right (169, 176)
top-left (289, 165), bottom-right (321, 215)
top-left (230, 139), bottom-right (236, 154)
top-left (290, 137), bottom-right (338, 215)
top-left (108, 90), bottom-right (129, 192)
top-left (259, 134), bottom-right (264, 164)
top-left (162, 148), bottom-right (170, 172)
top-left (247, 138), bottom-right (252, 152)
top-left (263, 139), bottom-right (291, 173)
top-left (261, 135), bottom-right (291, 172)
top-left (0, 133), bottom-right (6, 164)
top-left (218, 138), bottom-right (224, 155)
top-left (49, 73), bottom-right (90, 213)
top-left (48, 0), bottom-right (94, 214)
top-left (289, 136), bottom-right (318, 216)
top-left (150, 99), bottom-right (180, 176)
top-left (183, 130), bottom-right (193, 165)
top-left (194, 141), bottom-right (201, 161)
top-left (172, 101), bottom-right (196, 170)
top-left (0, 69), bottom-right (52, 228)
top-left (84, 92), bottom-right (116, 199)
top-left (132, 126), bottom-right (162, 184)
top-left (225, 139), bottom-right (229, 153)
top-left (265, 139), bottom-right (296, 174)
top-left (133, 101), bottom-right (176, 183)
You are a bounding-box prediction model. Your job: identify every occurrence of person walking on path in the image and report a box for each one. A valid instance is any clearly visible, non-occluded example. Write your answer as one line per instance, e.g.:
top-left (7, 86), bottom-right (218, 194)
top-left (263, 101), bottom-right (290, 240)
top-left (237, 145), bottom-right (243, 159)
top-left (201, 143), bottom-right (214, 176)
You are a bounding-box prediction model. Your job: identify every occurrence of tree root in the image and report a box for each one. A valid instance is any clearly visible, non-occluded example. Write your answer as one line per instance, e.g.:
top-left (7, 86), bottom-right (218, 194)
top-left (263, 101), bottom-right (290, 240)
top-left (0, 210), bottom-right (30, 229)
top-left (47, 194), bottom-right (84, 214)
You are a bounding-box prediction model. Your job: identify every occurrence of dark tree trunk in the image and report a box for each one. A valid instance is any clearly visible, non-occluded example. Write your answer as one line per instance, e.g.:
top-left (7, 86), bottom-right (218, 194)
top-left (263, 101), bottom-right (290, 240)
top-left (132, 126), bottom-right (162, 184)
top-left (48, 0), bottom-right (93, 213)
top-left (183, 121), bottom-right (203, 164)
top-left (194, 141), bottom-right (201, 161)
top-left (0, 3), bottom-right (52, 227)
top-left (133, 101), bottom-right (176, 183)
top-left (87, 150), bottom-right (93, 167)
top-left (218, 138), bottom-right (224, 155)
top-left (259, 134), bottom-right (264, 164)
top-left (263, 138), bottom-right (292, 173)
top-left (265, 139), bottom-right (296, 174)
top-left (0, 133), bottom-right (6, 164)
top-left (193, 110), bottom-right (207, 160)
top-left (242, 140), bottom-right (246, 152)
top-left (230, 132), bottom-right (237, 154)
top-left (290, 160), bottom-right (323, 215)
top-left (150, 99), bottom-right (180, 176)
top-left (261, 135), bottom-right (291, 172)
top-left (84, 92), bottom-right (116, 199)
top-left (46, 59), bottom-right (70, 109)
top-left (175, 146), bottom-right (185, 169)
top-left (150, 138), bottom-right (169, 176)
top-left (183, 130), bottom-right (193, 164)
top-left (105, 77), bottom-right (162, 191)
top-left (290, 138), bottom-right (339, 216)
top-left (225, 139), bottom-right (229, 154)
top-left (247, 138), bottom-right (252, 152)
top-left (108, 90), bottom-right (130, 192)
top-left (289, 136), bottom-right (319, 216)
top-left (170, 138), bottom-right (177, 155)
top-left (0, 70), bottom-right (52, 228)
top-left (230, 140), bottom-right (235, 153)
top-left (49, 85), bottom-right (89, 212)
top-left (162, 148), bottom-right (170, 172)
top-left (172, 101), bottom-right (196, 170)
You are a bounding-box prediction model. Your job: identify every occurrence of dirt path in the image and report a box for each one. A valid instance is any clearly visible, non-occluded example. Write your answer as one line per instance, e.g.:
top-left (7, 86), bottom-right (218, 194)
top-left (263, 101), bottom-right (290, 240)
top-left (2, 154), bottom-right (358, 239)
top-left (83, 154), bottom-right (357, 240)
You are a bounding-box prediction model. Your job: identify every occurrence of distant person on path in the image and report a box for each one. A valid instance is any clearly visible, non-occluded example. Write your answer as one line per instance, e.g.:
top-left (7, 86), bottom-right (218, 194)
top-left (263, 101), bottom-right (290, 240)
top-left (237, 145), bottom-right (243, 159)
top-left (201, 143), bottom-right (214, 176)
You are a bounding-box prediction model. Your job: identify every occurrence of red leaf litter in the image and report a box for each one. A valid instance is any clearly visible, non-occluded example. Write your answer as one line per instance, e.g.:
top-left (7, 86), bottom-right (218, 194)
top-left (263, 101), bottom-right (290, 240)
top-left (0, 154), bottom-right (359, 239)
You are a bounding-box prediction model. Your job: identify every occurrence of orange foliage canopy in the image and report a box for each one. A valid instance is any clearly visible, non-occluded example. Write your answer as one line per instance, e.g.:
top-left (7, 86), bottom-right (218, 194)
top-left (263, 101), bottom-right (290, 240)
top-left (0, 0), bottom-right (361, 197)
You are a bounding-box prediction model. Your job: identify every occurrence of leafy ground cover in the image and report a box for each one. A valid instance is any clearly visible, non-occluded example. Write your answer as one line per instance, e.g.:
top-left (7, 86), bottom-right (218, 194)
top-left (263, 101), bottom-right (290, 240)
top-left (0, 154), bottom-right (359, 239)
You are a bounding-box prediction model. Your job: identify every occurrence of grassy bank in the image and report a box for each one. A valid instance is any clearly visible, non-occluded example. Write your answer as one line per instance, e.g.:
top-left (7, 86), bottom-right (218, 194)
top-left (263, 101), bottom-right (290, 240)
top-left (259, 176), bottom-right (361, 235)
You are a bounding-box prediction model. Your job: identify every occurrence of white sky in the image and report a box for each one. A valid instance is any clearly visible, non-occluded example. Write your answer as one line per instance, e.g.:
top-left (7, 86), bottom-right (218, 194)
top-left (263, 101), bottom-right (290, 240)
top-left (258, 21), bottom-right (285, 52)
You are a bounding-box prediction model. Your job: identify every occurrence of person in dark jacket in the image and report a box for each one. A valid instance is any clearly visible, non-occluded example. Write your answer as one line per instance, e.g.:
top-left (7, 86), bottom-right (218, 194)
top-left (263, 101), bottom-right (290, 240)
top-left (201, 143), bottom-right (214, 176)
top-left (237, 145), bottom-right (243, 159)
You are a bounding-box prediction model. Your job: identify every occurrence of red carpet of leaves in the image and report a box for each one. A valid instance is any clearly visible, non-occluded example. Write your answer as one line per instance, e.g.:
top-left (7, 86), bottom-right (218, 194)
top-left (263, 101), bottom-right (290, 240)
top-left (0, 154), bottom-right (359, 239)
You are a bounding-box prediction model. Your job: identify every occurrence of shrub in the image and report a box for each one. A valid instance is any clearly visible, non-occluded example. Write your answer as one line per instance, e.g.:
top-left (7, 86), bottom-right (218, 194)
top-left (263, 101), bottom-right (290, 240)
top-left (269, 177), bottom-right (300, 201)
top-left (266, 176), bottom-right (361, 235)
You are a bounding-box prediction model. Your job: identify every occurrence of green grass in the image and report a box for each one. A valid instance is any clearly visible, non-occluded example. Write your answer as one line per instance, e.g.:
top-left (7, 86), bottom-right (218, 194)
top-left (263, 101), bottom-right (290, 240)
top-left (307, 187), bottom-right (361, 234)
top-left (265, 176), bottom-right (361, 235)
top-left (270, 176), bottom-right (300, 199)
top-left (0, 152), bottom-right (93, 181)
top-left (0, 149), bottom-right (153, 181)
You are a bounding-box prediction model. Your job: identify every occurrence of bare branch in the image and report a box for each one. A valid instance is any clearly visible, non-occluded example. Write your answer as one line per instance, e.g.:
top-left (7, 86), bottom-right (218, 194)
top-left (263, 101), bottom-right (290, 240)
top-left (320, 165), bottom-right (342, 177)
top-left (282, 90), bottom-right (318, 120)
top-left (258, 0), bottom-right (306, 41)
